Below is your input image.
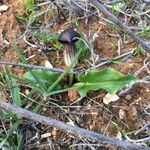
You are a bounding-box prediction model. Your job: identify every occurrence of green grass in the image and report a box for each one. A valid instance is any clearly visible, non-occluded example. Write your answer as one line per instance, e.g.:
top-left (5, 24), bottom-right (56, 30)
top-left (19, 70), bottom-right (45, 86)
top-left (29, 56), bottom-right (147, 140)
top-left (17, 0), bottom-right (37, 25)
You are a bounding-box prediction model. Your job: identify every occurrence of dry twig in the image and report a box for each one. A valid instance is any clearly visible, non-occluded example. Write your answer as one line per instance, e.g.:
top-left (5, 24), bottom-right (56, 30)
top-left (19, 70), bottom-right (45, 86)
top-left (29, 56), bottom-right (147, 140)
top-left (0, 101), bottom-right (150, 150)
top-left (0, 61), bottom-right (78, 74)
top-left (90, 0), bottom-right (150, 53)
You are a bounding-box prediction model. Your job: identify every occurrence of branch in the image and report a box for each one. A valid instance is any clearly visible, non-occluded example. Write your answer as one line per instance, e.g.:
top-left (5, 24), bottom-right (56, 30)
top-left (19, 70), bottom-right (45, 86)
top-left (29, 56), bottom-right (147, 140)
top-left (94, 49), bottom-right (134, 68)
top-left (0, 101), bottom-right (149, 150)
top-left (85, 49), bottom-right (134, 72)
top-left (0, 61), bottom-right (78, 74)
top-left (90, 0), bottom-right (150, 53)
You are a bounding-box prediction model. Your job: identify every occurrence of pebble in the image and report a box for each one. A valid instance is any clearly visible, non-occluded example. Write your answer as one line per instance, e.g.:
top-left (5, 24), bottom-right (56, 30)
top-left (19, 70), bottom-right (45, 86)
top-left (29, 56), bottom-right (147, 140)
top-left (125, 94), bottom-right (132, 100)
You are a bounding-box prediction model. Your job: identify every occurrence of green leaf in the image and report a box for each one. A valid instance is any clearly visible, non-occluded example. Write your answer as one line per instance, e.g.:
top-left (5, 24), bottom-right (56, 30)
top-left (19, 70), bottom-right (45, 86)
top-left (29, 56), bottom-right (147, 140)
top-left (47, 47), bottom-right (83, 93)
top-left (32, 31), bottom-right (60, 43)
top-left (24, 0), bottom-right (35, 12)
top-left (0, 120), bottom-right (21, 149)
top-left (73, 68), bottom-right (137, 97)
top-left (16, 134), bottom-right (23, 150)
top-left (112, 2), bottom-right (125, 11)
top-left (13, 44), bottom-right (47, 91)
top-left (46, 33), bottom-right (60, 41)
top-left (0, 112), bottom-right (15, 119)
top-left (13, 44), bottom-right (27, 64)
top-left (76, 37), bottom-right (90, 59)
top-left (23, 70), bottom-right (61, 93)
top-left (32, 104), bottom-right (43, 113)
top-left (5, 74), bottom-right (21, 107)
top-left (22, 89), bottom-right (36, 105)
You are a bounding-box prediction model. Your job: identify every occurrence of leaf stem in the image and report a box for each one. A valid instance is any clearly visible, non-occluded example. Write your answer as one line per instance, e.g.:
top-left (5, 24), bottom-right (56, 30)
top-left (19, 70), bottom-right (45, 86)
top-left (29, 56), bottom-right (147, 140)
top-left (46, 87), bottom-right (77, 96)
top-left (47, 48), bottom-right (83, 93)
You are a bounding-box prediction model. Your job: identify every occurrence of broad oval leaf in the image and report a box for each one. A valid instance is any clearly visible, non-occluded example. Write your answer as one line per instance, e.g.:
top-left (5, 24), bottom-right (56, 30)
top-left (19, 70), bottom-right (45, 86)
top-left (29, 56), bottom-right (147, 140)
top-left (46, 33), bottom-right (60, 41)
top-left (23, 70), bottom-right (61, 93)
top-left (73, 68), bottom-right (137, 97)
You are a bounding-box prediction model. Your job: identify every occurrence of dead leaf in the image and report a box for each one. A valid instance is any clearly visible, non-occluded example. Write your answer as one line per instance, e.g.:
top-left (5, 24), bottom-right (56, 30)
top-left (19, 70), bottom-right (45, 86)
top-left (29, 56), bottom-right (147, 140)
top-left (116, 131), bottom-right (122, 140)
top-left (103, 93), bottom-right (119, 104)
top-left (128, 106), bottom-right (138, 121)
top-left (51, 128), bottom-right (57, 137)
top-left (45, 60), bottom-right (53, 68)
top-left (41, 133), bottom-right (51, 139)
top-left (68, 89), bottom-right (78, 101)
top-left (0, 5), bottom-right (8, 12)
top-left (119, 109), bottom-right (126, 120)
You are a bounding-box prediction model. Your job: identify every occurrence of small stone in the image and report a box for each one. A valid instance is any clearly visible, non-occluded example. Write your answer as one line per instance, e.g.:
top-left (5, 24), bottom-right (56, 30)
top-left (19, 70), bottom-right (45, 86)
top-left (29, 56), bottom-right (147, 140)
top-left (103, 93), bottom-right (119, 104)
top-left (125, 94), bottom-right (132, 100)
top-left (25, 89), bottom-right (29, 95)
top-left (0, 5), bottom-right (8, 12)
top-left (36, 141), bottom-right (40, 144)
top-left (119, 109), bottom-right (126, 120)
top-left (43, 107), bottom-right (47, 112)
